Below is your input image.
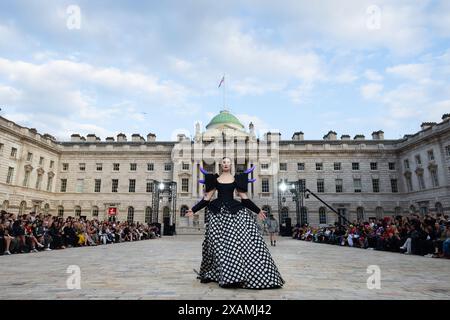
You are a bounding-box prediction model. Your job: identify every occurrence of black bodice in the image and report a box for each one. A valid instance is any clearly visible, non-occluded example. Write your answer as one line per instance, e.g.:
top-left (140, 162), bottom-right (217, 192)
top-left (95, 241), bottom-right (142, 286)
top-left (216, 182), bottom-right (236, 202)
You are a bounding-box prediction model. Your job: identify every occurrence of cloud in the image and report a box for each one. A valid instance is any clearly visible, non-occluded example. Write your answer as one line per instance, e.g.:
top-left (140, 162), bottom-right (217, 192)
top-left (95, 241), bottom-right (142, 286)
top-left (361, 83), bottom-right (383, 99)
top-left (386, 63), bottom-right (431, 83)
top-left (364, 69), bottom-right (383, 82)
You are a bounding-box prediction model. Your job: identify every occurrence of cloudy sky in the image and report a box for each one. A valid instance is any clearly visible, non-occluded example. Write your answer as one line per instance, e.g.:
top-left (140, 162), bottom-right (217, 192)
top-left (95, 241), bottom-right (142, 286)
top-left (0, 0), bottom-right (449, 141)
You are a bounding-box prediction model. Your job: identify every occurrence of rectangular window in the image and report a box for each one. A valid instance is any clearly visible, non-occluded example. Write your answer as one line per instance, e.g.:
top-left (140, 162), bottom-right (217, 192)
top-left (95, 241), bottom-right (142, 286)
top-left (147, 163), bottom-right (154, 171)
top-left (280, 163), bottom-right (287, 171)
top-left (370, 162), bottom-right (378, 170)
top-left (334, 162), bottom-right (341, 171)
top-left (427, 150), bottom-right (435, 161)
top-left (146, 181), bottom-right (154, 193)
top-left (130, 163), bottom-right (137, 171)
top-left (79, 163), bottom-right (86, 171)
top-left (446, 145), bottom-right (450, 157)
top-left (182, 178), bottom-right (189, 192)
top-left (164, 163), bottom-right (172, 171)
top-left (96, 163), bottom-right (103, 171)
top-left (354, 179), bottom-right (362, 193)
top-left (389, 162), bottom-right (396, 170)
top-left (261, 163), bottom-right (269, 170)
top-left (23, 171), bottom-right (30, 187)
top-left (112, 179), bottom-right (119, 193)
top-left (94, 179), bottom-right (101, 193)
top-left (319, 211), bottom-right (327, 224)
top-left (35, 174), bottom-right (43, 190)
top-left (46, 176), bottom-right (53, 192)
top-left (6, 167), bottom-right (14, 184)
top-left (76, 179), bottom-right (84, 193)
top-left (372, 179), bottom-right (380, 193)
top-left (62, 163), bottom-right (69, 171)
top-left (406, 176), bottom-right (413, 192)
top-left (50, 160), bottom-right (54, 169)
top-left (297, 163), bottom-right (305, 171)
top-left (129, 179), bottom-right (136, 193)
top-left (0, 143), bottom-right (3, 154)
top-left (430, 170), bottom-right (439, 187)
top-left (182, 163), bottom-right (190, 171)
top-left (315, 163), bottom-right (323, 171)
top-left (417, 174), bottom-right (425, 190)
top-left (415, 155), bottom-right (422, 165)
top-left (113, 163), bottom-right (120, 171)
top-left (10, 147), bottom-right (17, 158)
top-left (27, 152), bottom-right (33, 161)
top-left (352, 162), bottom-right (360, 171)
top-left (335, 179), bottom-right (343, 193)
top-left (262, 179), bottom-right (270, 193)
top-left (60, 179), bottom-right (67, 192)
top-left (39, 157), bottom-right (44, 166)
top-left (317, 179), bottom-right (325, 193)
top-left (404, 159), bottom-right (410, 170)
top-left (391, 179), bottom-right (398, 193)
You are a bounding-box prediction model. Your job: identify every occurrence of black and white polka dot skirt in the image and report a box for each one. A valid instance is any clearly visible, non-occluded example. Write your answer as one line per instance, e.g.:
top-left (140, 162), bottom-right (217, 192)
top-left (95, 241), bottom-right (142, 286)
top-left (196, 204), bottom-right (285, 289)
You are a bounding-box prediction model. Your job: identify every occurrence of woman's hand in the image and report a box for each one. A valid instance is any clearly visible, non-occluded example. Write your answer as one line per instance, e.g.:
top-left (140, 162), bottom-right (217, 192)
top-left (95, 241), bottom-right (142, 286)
top-left (186, 209), bottom-right (194, 218)
top-left (258, 210), bottom-right (267, 221)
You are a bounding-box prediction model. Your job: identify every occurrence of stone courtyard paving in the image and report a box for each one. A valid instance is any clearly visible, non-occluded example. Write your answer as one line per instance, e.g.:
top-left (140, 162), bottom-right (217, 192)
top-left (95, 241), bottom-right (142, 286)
top-left (1, 235), bottom-right (449, 300)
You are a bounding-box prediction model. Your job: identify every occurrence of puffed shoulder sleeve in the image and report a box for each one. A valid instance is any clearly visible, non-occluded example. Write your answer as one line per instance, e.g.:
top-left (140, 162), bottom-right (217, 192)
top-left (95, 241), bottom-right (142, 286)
top-left (235, 173), bottom-right (249, 192)
top-left (205, 173), bottom-right (218, 192)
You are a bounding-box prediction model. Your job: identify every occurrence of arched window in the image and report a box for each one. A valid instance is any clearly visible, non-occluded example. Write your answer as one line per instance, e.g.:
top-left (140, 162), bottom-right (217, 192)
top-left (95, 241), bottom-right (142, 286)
top-left (435, 202), bottom-right (443, 215)
top-left (127, 207), bottom-right (135, 223)
top-left (19, 201), bottom-right (27, 215)
top-left (357, 207), bottom-right (364, 222)
top-left (44, 203), bottom-right (50, 215)
top-left (57, 206), bottom-right (64, 217)
top-left (2, 200), bottom-right (9, 211)
top-left (145, 207), bottom-right (152, 223)
top-left (163, 206), bottom-right (170, 218)
top-left (375, 207), bottom-right (383, 220)
top-left (92, 206), bottom-right (99, 218)
top-left (180, 205), bottom-right (189, 218)
top-left (410, 205), bottom-right (416, 214)
top-left (394, 207), bottom-right (402, 216)
top-left (319, 207), bottom-right (327, 224)
top-left (281, 207), bottom-right (289, 224)
top-left (74, 206), bottom-right (81, 218)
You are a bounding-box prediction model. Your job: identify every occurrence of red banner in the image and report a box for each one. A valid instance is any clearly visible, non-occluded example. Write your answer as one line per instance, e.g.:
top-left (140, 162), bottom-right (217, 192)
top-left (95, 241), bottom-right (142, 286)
top-left (108, 208), bottom-right (117, 216)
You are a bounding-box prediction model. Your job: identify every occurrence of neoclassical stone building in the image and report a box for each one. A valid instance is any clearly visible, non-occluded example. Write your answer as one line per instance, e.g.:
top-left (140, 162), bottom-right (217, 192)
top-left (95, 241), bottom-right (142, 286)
top-left (1, 110), bottom-right (449, 233)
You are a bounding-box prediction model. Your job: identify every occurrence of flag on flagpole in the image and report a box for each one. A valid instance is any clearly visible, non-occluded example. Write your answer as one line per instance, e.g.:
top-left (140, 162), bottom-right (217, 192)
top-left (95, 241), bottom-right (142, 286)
top-left (218, 75), bottom-right (225, 88)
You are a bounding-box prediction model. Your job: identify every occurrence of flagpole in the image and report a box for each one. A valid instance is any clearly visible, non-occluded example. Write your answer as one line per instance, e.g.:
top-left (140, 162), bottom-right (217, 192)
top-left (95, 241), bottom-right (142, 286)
top-left (223, 74), bottom-right (226, 110)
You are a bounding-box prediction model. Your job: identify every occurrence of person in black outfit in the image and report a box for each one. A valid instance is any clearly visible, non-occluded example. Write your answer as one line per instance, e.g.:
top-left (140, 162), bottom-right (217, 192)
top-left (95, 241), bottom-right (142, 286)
top-left (186, 157), bottom-right (285, 289)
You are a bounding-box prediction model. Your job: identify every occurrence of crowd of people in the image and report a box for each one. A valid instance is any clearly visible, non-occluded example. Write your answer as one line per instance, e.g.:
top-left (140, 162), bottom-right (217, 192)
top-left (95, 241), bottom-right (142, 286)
top-left (0, 210), bottom-right (161, 255)
top-left (292, 213), bottom-right (450, 259)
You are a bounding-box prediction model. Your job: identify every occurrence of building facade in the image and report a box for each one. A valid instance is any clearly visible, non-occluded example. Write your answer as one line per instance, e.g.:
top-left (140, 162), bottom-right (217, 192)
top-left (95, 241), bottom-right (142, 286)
top-left (1, 110), bottom-right (449, 233)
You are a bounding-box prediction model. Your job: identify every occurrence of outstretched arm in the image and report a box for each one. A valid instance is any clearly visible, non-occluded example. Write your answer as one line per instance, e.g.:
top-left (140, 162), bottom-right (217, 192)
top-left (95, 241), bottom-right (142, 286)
top-left (237, 191), bottom-right (266, 220)
top-left (186, 189), bottom-right (216, 217)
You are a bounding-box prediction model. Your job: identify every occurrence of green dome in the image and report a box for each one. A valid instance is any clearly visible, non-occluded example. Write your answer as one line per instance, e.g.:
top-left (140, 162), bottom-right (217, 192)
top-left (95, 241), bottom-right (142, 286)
top-left (206, 110), bottom-right (244, 129)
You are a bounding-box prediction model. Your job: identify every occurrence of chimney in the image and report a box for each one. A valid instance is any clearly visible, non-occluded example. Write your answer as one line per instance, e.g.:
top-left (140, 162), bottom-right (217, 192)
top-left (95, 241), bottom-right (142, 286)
top-left (442, 114), bottom-right (450, 122)
top-left (29, 128), bottom-right (37, 134)
top-left (117, 133), bottom-right (127, 142)
top-left (177, 134), bottom-right (187, 142)
top-left (86, 134), bottom-right (97, 142)
top-left (80, 136), bottom-right (86, 142)
top-left (106, 137), bottom-right (115, 142)
top-left (292, 132), bottom-right (304, 141)
top-left (132, 134), bottom-right (142, 142)
top-left (71, 134), bottom-right (81, 142)
top-left (341, 134), bottom-right (351, 140)
top-left (372, 130), bottom-right (384, 140)
top-left (147, 133), bottom-right (156, 142)
top-left (323, 131), bottom-right (337, 141)
top-left (354, 134), bottom-right (365, 141)
top-left (265, 132), bottom-right (281, 142)
top-left (420, 122), bottom-right (436, 131)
